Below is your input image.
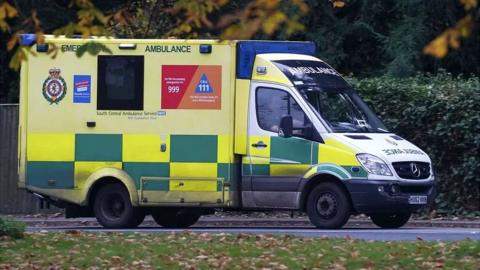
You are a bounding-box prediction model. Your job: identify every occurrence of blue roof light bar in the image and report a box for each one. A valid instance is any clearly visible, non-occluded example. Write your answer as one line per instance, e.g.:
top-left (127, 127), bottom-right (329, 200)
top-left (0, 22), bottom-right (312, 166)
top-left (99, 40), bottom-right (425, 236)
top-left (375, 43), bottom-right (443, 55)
top-left (236, 41), bottom-right (316, 79)
top-left (19, 34), bottom-right (37, 46)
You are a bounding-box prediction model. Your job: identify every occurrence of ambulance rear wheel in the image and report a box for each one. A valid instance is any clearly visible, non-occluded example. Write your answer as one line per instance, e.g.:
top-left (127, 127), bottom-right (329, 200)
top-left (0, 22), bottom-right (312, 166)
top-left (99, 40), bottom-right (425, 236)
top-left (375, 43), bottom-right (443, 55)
top-left (152, 208), bottom-right (201, 228)
top-left (93, 183), bottom-right (143, 228)
top-left (306, 182), bottom-right (351, 229)
top-left (370, 212), bottom-right (411, 229)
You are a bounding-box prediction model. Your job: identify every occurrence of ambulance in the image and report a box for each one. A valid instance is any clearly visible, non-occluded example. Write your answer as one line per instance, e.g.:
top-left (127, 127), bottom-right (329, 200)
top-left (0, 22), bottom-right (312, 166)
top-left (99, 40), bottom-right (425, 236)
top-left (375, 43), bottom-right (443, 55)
top-left (17, 35), bottom-right (436, 229)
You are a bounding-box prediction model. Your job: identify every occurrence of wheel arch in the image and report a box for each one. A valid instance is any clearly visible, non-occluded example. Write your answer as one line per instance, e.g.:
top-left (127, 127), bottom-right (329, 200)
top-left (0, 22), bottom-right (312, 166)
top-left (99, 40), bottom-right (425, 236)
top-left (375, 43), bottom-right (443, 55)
top-left (299, 173), bottom-right (354, 212)
top-left (81, 168), bottom-right (139, 206)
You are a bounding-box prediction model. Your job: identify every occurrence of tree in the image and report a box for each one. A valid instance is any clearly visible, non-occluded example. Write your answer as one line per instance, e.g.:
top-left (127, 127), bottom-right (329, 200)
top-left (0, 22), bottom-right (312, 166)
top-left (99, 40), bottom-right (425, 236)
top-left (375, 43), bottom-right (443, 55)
top-left (0, 0), bottom-right (478, 102)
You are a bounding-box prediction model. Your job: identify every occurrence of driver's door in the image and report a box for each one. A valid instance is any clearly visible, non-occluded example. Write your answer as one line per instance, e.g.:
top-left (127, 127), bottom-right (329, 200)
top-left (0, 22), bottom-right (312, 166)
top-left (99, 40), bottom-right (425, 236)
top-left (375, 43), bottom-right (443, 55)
top-left (245, 83), bottom-right (317, 208)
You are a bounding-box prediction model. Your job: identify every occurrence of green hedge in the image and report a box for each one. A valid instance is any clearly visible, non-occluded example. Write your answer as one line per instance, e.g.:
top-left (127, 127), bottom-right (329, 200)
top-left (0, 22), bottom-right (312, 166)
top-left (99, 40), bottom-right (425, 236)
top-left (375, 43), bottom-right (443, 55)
top-left (349, 73), bottom-right (480, 215)
top-left (0, 217), bottom-right (25, 239)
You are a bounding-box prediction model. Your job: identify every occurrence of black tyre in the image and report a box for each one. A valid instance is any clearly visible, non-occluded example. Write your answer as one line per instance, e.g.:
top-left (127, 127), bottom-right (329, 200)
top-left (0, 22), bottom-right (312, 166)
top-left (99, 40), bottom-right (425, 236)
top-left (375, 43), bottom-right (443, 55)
top-left (93, 183), bottom-right (143, 228)
top-left (370, 213), bottom-right (411, 229)
top-left (152, 208), bottom-right (201, 228)
top-left (306, 182), bottom-right (351, 229)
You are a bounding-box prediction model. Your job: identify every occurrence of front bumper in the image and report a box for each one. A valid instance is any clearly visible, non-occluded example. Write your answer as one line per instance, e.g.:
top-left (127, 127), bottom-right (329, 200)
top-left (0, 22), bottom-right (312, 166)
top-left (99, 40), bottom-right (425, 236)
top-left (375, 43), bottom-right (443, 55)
top-left (344, 179), bottom-right (436, 214)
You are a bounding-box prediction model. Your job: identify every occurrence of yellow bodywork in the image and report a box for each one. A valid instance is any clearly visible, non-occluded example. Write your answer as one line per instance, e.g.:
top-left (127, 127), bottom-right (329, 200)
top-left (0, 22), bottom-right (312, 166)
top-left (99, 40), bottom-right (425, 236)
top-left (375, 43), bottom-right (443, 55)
top-left (19, 37), bottom-right (238, 207)
top-left (18, 37), bottom-right (366, 210)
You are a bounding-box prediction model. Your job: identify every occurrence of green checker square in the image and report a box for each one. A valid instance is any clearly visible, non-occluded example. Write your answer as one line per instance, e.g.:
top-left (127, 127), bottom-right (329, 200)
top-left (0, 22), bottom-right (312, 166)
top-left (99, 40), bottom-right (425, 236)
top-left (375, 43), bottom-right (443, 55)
top-left (170, 135), bottom-right (217, 163)
top-left (251, 164), bottom-right (270, 176)
top-left (123, 162), bottom-right (169, 190)
top-left (312, 143), bottom-right (319, 164)
top-left (75, 134), bottom-right (122, 161)
top-left (26, 161), bottom-right (74, 189)
top-left (143, 181), bottom-right (169, 191)
top-left (271, 137), bottom-right (311, 164)
top-left (217, 163), bottom-right (230, 182)
top-left (242, 164), bottom-right (252, 176)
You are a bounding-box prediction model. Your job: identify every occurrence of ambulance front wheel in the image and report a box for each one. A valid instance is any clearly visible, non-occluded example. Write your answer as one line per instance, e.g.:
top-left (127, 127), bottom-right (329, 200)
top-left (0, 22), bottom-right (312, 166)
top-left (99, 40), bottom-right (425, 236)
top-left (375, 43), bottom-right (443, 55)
top-left (152, 208), bottom-right (201, 228)
top-left (370, 212), bottom-right (411, 229)
top-left (306, 182), bottom-right (351, 229)
top-left (93, 183), bottom-right (145, 228)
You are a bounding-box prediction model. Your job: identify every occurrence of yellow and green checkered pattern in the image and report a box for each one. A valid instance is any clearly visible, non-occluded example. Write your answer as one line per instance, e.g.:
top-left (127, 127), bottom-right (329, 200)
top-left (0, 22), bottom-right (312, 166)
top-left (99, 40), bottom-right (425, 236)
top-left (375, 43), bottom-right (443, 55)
top-left (244, 136), bottom-right (314, 176)
top-left (26, 134), bottom-right (233, 191)
top-left (243, 136), bottom-right (367, 179)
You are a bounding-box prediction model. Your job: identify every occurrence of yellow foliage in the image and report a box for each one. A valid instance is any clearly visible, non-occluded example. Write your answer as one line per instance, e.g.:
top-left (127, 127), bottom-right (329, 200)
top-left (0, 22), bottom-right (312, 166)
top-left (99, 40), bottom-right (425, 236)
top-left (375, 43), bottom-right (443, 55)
top-left (6, 34), bottom-right (17, 50)
top-left (423, 15), bottom-right (473, 58)
top-left (331, 1), bottom-right (346, 8)
top-left (460, 0), bottom-right (478, 10)
top-left (8, 47), bottom-right (27, 70)
top-left (261, 0), bottom-right (281, 9)
top-left (0, 1), bottom-right (17, 19)
top-left (167, 0), bottom-right (309, 39)
top-left (73, 0), bottom-right (94, 8)
top-left (0, 1), bottom-right (18, 31)
top-left (423, 32), bottom-right (450, 58)
top-left (262, 11), bottom-right (286, 34)
top-left (286, 16), bottom-right (305, 35)
top-left (35, 31), bottom-right (45, 45)
top-left (291, 0), bottom-right (309, 13)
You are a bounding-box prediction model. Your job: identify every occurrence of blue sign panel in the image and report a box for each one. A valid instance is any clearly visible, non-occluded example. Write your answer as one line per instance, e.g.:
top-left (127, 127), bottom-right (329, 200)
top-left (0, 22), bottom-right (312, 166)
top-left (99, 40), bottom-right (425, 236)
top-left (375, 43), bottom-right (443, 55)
top-left (195, 74), bottom-right (213, 93)
top-left (73, 75), bottom-right (91, 103)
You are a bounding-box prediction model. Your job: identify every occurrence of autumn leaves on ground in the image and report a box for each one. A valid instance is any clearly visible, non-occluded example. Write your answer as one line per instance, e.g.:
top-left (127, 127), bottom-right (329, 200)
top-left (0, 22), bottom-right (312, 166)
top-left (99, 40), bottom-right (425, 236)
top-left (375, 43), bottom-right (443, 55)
top-left (0, 232), bottom-right (479, 269)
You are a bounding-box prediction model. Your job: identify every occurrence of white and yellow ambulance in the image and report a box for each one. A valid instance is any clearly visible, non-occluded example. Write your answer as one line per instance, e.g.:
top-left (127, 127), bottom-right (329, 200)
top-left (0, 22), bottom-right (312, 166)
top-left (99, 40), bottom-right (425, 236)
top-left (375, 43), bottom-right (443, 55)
top-left (17, 35), bottom-right (436, 229)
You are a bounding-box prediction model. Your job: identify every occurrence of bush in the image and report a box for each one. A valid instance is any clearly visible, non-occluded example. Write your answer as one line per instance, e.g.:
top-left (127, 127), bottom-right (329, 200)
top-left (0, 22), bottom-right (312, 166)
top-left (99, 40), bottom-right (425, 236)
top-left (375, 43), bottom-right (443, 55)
top-left (350, 72), bottom-right (480, 215)
top-left (0, 216), bottom-right (26, 239)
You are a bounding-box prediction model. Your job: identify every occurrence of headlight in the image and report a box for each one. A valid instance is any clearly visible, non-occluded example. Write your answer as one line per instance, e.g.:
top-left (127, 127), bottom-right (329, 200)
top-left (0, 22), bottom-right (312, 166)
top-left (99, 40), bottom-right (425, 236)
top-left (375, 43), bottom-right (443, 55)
top-left (356, 153), bottom-right (393, 176)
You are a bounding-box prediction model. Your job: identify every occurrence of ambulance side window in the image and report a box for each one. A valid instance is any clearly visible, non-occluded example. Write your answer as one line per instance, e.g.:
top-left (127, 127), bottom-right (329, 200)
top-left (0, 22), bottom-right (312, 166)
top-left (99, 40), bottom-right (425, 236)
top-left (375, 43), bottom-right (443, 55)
top-left (256, 87), bottom-right (311, 138)
top-left (97, 56), bottom-right (144, 110)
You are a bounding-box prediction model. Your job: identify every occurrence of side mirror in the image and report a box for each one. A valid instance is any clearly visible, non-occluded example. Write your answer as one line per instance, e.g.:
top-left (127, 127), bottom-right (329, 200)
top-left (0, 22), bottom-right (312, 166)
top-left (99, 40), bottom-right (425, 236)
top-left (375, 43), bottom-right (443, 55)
top-left (279, 115), bottom-right (293, 138)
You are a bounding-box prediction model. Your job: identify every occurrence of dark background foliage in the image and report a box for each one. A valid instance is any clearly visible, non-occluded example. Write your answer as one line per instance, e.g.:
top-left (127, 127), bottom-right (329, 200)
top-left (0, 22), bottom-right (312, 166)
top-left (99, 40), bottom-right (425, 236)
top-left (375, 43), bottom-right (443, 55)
top-left (1, 0), bottom-right (479, 103)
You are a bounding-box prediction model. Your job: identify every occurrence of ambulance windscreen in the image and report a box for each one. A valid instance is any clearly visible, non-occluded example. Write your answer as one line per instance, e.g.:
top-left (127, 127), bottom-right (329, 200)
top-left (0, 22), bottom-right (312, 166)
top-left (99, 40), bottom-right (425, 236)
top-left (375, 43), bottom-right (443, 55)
top-left (273, 60), bottom-right (388, 133)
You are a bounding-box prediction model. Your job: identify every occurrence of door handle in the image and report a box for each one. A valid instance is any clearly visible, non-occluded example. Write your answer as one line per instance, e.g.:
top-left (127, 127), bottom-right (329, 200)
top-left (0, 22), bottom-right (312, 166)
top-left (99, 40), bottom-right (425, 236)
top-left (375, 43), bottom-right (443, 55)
top-left (252, 141), bottom-right (268, 148)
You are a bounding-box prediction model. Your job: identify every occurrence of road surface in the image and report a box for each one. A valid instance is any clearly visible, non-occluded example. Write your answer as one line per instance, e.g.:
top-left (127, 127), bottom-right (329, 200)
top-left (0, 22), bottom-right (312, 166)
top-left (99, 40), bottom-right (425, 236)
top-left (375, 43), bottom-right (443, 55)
top-left (27, 226), bottom-right (480, 241)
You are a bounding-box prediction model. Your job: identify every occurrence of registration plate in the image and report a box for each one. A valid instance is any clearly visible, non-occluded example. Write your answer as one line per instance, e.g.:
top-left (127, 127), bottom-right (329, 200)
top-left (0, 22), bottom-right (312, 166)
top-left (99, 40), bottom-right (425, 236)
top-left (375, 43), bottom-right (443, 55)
top-left (408, 195), bottom-right (428, 204)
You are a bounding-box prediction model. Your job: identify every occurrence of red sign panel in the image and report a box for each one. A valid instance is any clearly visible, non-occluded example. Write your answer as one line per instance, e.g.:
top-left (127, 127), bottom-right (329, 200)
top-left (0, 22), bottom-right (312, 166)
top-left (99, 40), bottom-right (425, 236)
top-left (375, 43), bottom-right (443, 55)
top-left (161, 65), bottom-right (222, 109)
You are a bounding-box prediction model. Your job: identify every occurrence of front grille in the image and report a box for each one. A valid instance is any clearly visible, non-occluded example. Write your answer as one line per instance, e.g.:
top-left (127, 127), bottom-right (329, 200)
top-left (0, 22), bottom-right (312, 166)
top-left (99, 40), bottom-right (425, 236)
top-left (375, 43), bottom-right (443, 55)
top-left (392, 162), bottom-right (431, 180)
top-left (399, 185), bottom-right (432, 194)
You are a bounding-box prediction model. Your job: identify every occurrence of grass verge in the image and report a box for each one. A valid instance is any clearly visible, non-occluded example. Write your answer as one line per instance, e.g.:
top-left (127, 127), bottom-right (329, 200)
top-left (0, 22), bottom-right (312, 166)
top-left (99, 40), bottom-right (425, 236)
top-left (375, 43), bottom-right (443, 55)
top-left (0, 232), bottom-right (478, 269)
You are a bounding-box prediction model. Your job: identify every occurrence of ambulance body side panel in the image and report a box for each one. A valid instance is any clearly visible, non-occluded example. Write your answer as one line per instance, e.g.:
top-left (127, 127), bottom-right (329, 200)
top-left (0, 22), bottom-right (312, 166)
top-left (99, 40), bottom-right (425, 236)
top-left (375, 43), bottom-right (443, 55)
top-left (18, 63), bottom-right (29, 188)
top-left (22, 38), bottom-right (237, 207)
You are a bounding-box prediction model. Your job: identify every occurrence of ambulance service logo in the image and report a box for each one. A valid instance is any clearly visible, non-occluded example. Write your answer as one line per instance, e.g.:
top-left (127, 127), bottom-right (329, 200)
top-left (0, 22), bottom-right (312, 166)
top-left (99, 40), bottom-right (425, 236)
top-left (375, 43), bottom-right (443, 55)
top-left (42, 68), bottom-right (67, 104)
